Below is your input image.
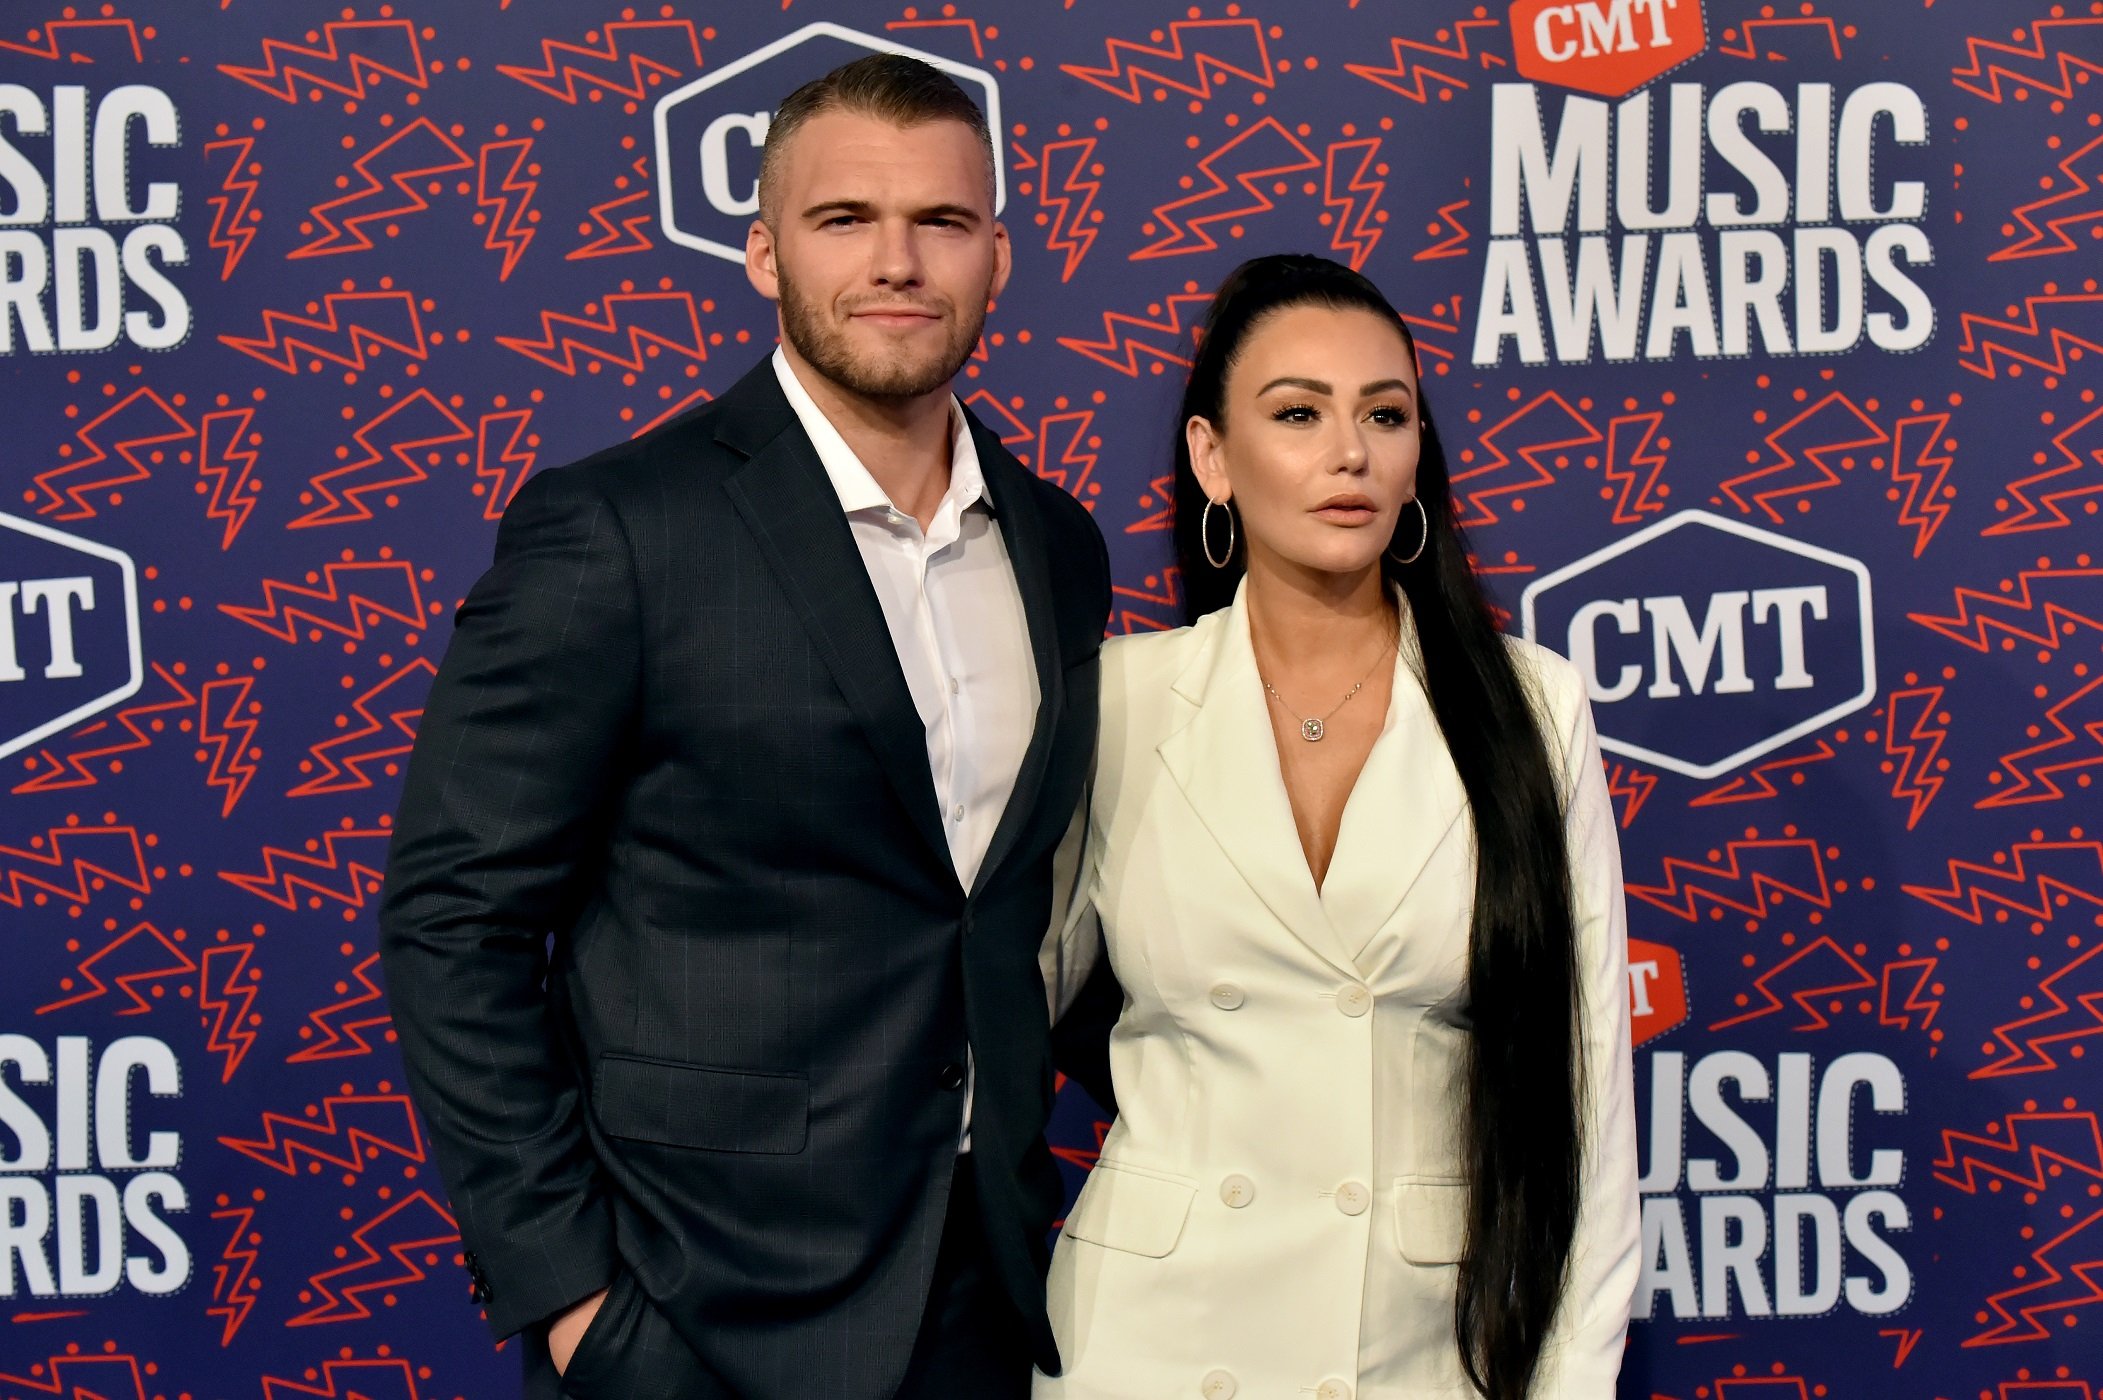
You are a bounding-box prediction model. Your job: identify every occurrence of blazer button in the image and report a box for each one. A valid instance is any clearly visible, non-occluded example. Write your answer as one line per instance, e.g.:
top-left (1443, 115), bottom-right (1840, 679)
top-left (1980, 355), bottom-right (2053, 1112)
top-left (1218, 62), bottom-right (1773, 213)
top-left (1316, 1380), bottom-right (1353, 1400)
top-left (1208, 983), bottom-right (1245, 1011)
top-left (1200, 1369), bottom-right (1239, 1398)
top-left (936, 1062), bottom-right (967, 1091)
top-left (1336, 983), bottom-right (1372, 1018)
top-left (1334, 1181), bottom-right (1370, 1216)
top-left (1218, 1174), bottom-right (1256, 1209)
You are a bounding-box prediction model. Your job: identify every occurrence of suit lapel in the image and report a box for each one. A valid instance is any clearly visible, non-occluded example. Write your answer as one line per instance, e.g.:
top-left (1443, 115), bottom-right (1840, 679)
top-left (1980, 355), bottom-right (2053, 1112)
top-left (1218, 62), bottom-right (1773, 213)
top-left (969, 417), bottom-right (1063, 899)
top-left (1155, 591), bottom-right (1361, 978)
top-left (718, 365), bottom-right (953, 872)
top-left (1318, 605), bottom-right (1470, 962)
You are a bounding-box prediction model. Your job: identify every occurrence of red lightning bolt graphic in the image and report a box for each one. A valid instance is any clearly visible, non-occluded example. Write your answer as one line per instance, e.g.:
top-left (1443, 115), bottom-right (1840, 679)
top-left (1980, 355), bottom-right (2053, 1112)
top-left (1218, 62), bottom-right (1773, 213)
top-left (221, 1090), bottom-right (424, 1177)
top-left (497, 18), bottom-right (703, 102)
top-left (1413, 198), bottom-right (1470, 262)
top-left (0, 14), bottom-right (145, 62)
top-left (220, 821), bottom-right (393, 912)
top-left (220, 288), bottom-right (428, 375)
top-left (1718, 15), bottom-right (1846, 60)
top-left (1935, 1110), bottom-right (2103, 1194)
top-left (36, 920), bottom-right (196, 1016)
top-left (1988, 400), bottom-right (2103, 535)
top-left (1689, 741), bottom-right (1838, 806)
top-left (289, 657), bottom-right (435, 797)
top-left (1063, 17), bottom-right (1273, 103)
top-left (1878, 955), bottom-right (1941, 1033)
top-left (1322, 138), bottom-right (1385, 270)
top-left (203, 135), bottom-right (260, 279)
top-left (0, 1353), bottom-right (151, 1400)
top-left (197, 407), bottom-right (262, 550)
top-left (221, 558), bottom-right (429, 645)
top-left (571, 155), bottom-right (655, 259)
top-left (1910, 561), bottom-right (2103, 655)
top-left (1038, 137), bottom-right (1102, 282)
top-left (498, 289), bottom-right (709, 374)
top-left (1627, 835), bottom-right (1832, 922)
top-left (291, 118), bottom-right (471, 259)
top-left (1028, 411), bottom-right (1100, 502)
top-left (1110, 569), bottom-right (1185, 634)
top-left (1904, 838), bottom-right (2103, 925)
top-left (1720, 390), bottom-right (1886, 524)
top-left (477, 136), bottom-right (538, 280)
top-left (261, 1357), bottom-right (421, 1400)
top-left (474, 408), bottom-right (536, 519)
top-left (1603, 760), bottom-right (1657, 829)
top-left (1956, 289), bottom-right (2103, 379)
top-left (35, 385), bottom-right (192, 521)
top-left (291, 389), bottom-right (472, 529)
top-left (0, 824), bottom-right (151, 911)
top-left (1455, 392), bottom-right (1599, 528)
top-left (1603, 411), bottom-right (1670, 524)
top-left (1134, 117), bottom-right (1319, 260)
top-left (207, 1200), bottom-right (260, 1345)
top-left (1978, 672), bottom-right (2103, 808)
top-left (1887, 411), bottom-right (1953, 556)
top-left (12, 661), bottom-right (196, 795)
top-left (1966, 1205), bottom-right (2103, 1346)
top-left (287, 1191), bottom-right (459, 1326)
top-left (1709, 935), bottom-right (1874, 1032)
top-left (1344, 16), bottom-right (1508, 103)
top-left (199, 941), bottom-right (260, 1082)
top-left (1883, 684), bottom-right (1947, 830)
top-left (1996, 130), bottom-right (2103, 260)
top-left (1057, 284), bottom-right (1212, 376)
top-left (199, 674), bottom-right (261, 817)
top-left (886, 13), bottom-right (991, 58)
top-left (1952, 15), bottom-right (2103, 103)
top-left (289, 952), bottom-right (392, 1063)
top-left (219, 18), bottom-right (427, 103)
top-left (1973, 941), bottom-right (2103, 1078)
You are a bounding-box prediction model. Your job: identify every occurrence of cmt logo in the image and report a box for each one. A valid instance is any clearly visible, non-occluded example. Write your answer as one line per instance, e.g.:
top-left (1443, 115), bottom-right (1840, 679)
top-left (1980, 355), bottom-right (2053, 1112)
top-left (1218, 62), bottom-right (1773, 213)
top-left (1510, 0), bottom-right (1706, 97)
top-left (653, 22), bottom-right (1006, 266)
top-left (0, 512), bottom-right (142, 762)
top-left (1628, 937), bottom-right (1687, 1048)
top-left (1521, 511), bottom-right (1873, 780)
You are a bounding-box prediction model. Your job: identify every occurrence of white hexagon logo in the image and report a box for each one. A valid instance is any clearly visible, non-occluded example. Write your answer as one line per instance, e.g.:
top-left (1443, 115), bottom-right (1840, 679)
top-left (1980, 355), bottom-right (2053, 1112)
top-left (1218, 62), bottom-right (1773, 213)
top-left (653, 22), bottom-right (1007, 265)
top-left (0, 512), bottom-right (143, 762)
top-left (1520, 510), bottom-right (1875, 780)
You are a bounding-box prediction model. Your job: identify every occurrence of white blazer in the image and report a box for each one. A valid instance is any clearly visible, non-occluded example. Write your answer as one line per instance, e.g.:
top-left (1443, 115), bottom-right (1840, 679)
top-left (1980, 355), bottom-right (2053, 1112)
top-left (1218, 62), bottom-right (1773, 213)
top-left (1037, 586), bottom-right (1640, 1400)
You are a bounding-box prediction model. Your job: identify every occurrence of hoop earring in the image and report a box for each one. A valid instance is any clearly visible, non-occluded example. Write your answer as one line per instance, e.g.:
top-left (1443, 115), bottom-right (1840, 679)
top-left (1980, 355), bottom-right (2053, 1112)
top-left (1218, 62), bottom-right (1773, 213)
top-left (1201, 498), bottom-right (1236, 570)
top-left (1387, 496), bottom-right (1429, 566)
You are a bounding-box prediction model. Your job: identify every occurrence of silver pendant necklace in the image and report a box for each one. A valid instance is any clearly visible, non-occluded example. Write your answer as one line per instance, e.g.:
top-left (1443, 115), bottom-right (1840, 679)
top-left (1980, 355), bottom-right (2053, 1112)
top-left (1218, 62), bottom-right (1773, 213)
top-left (1260, 630), bottom-right (1398, 742)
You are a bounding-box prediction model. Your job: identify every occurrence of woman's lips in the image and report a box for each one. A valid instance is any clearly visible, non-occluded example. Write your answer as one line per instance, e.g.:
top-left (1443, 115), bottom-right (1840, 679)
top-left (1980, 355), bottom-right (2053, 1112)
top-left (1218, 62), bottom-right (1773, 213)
top-left (1313, 496), bottom-right (1378, 524)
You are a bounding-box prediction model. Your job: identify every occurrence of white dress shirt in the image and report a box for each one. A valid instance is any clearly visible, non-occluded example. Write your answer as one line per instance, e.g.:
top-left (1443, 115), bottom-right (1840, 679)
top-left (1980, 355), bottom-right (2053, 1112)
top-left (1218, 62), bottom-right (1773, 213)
top-left (772, 348), bottom-right (1039, 1149)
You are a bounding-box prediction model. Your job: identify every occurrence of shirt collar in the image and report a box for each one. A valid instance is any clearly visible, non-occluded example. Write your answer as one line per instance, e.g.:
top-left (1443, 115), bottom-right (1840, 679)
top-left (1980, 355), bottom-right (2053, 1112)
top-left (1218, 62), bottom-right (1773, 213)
top-left (771, 347), bottom-right (991, 520)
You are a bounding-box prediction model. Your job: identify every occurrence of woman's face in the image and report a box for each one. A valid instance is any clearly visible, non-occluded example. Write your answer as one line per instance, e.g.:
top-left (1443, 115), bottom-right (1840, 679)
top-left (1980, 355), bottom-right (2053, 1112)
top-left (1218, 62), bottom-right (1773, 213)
top-left (1188, 302), bottom-right (1422, 582)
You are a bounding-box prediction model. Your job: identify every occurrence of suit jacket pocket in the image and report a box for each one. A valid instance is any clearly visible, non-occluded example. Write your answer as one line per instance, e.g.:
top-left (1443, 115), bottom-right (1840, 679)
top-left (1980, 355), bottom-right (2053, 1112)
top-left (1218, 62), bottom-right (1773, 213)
top-left (593, 1053), bottom-right (808, 1154)
top-left (1392, 1177), bottom-right (1467, 1266)
top-left (1061, 1158), bottom-right (1196, 1258)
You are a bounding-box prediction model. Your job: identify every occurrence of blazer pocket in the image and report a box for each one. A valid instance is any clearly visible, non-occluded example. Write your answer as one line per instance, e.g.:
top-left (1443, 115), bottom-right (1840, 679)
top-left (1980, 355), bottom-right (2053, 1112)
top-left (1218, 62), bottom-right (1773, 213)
top-left (1392, 1177), bottom-right (1468, 1266)
top-left (593, 1053), bottom-right (808, 1154)
top-left (1061, 1158), bottom-right (1197, 1258)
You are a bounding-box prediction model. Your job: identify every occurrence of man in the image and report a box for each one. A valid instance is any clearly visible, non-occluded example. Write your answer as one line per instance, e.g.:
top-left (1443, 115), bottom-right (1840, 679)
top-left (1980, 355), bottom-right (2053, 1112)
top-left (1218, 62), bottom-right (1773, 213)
top-left (378, 54), bottom-right (1110, 1400)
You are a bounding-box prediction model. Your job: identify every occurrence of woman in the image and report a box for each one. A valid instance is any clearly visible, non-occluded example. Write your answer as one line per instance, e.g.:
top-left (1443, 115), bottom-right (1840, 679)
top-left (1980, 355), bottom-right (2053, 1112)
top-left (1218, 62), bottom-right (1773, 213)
top-left (1037, 255), bottom-right (1639, 1400)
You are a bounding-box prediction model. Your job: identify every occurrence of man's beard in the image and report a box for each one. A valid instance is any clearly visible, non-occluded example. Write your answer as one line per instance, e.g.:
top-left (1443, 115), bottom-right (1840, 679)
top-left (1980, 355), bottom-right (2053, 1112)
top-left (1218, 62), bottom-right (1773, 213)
top-left (777, 262), bottom-right (986, 403)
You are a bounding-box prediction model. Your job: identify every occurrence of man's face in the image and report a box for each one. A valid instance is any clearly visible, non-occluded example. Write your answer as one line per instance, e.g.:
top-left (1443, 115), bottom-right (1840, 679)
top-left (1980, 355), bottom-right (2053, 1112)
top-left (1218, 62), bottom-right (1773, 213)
top-left (746, 109), bottom-right (1010, 404)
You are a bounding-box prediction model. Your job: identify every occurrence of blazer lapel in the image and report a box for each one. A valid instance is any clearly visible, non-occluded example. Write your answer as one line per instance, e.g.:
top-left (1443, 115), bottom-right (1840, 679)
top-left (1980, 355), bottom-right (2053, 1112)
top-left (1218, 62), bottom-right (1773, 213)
top-left (1317, 601), bottom-right (1470, 962)
top-left (968, 418), bottom-right (1063, 899)
top-left (717, 365), bottom-right (953, 873)
top-left (1155, 589), bottom-right (1362, 979)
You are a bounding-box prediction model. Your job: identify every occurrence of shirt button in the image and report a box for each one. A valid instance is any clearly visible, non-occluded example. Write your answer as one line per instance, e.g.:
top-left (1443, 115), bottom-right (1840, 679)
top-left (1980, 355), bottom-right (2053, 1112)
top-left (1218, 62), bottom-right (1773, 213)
top-left (936, 1062), bottom-right (967, 1091)
top-left (1336, 983), bottom-right (1372, 1018)
top-left (952, 804), bottom-right (965, 823)
top-left (1316, 1381), bottom-right (1353, 1400)
top-left (1208, 983), bottom-right (1245, 1011)
top-left (1200, 1370), bottom-right (1238, 1399)
top-left (949, 676), bottom-right (960, 695)
top-left (1334, 1181), bottom-right (1370, 1216)
top-left (1218, 1174), bottom-right (1256, 1209)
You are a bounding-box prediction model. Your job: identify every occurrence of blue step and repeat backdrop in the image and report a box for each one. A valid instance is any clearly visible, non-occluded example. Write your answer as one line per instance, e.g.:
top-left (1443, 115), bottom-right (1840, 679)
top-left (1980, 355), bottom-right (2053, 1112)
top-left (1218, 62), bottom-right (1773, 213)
top-left (2, 1), bottom-right (2099, 1396)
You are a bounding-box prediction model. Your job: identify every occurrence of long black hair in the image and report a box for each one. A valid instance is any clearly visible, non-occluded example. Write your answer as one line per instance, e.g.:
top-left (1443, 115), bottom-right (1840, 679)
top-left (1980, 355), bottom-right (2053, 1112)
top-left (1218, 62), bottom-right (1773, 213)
top-left (1172, 254), bottom-right (1584, 1400)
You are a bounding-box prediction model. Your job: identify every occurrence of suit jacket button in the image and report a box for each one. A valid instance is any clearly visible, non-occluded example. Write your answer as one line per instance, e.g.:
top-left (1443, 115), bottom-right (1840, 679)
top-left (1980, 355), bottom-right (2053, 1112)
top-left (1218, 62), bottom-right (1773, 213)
top-left (1208, 983), bottom-right (1245, 1011)
top-left (937, 1062), bottom-right (967, 1091)
top-left (1218, 1174), bottom-right (1255, 1209)
top-left (1334, 1181), bottom-right (1370, 1217)
top-left (1316, 1381), bottom-right (1352, 1400)
top-left (1336, 983), bottom-right (1372, 1018)
top-left (1201, 1369), bottom-right (1238, 1398)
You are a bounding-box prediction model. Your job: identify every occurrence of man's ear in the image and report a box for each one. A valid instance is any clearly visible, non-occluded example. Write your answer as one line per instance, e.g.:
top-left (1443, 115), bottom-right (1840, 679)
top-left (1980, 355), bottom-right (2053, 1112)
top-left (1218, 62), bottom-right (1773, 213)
top-left (1186, 416), bottom-right (1230, 504)
top-left (988, 221), bottom-right (1012, 305)
top-left (745, 218), bottom-right (781, 302)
